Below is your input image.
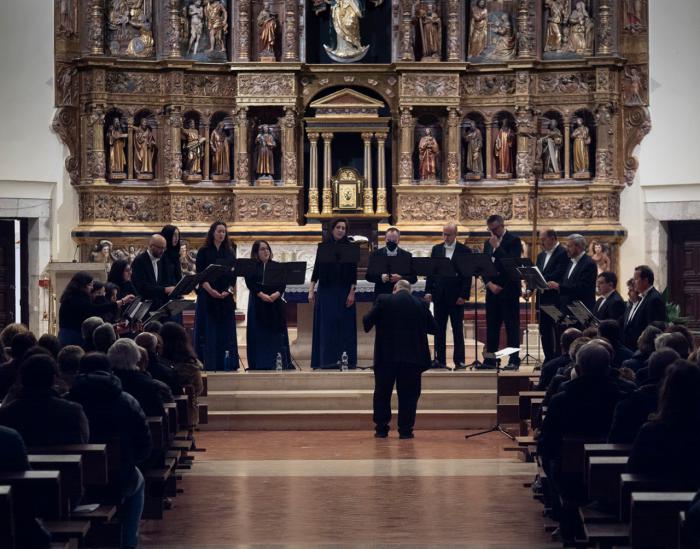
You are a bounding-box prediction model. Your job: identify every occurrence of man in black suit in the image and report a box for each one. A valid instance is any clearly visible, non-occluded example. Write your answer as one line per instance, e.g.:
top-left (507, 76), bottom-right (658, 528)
top-left (131, 234), bottom-right (176, 310)
top-left (593, 271), bottom-right (626, 323)
top-left (363, 280), bottom-right (437, 439)
top-left (622, 265), bottom-right (667, 350)
top-left (424, 223), bottom-right (472, 369)
top-left (535, 228), bottom-right (571, 362)
top-left (365, 227), bottom-right (417, 298)
top-left (547, 233), bottom-right (597, 313)
top-left (481, 215), bottom-right (522, 369)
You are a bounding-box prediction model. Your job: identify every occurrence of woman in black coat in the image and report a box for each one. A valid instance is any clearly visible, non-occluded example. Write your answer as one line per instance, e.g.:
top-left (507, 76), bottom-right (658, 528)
top-left (58, 272), bottom-right (134, 346)
top-left (160, 225), bottom-right (183, 287)
top-left (245, 240), bottom-right (291, 370)
top-left (108, 260), bottom-right (139, 300)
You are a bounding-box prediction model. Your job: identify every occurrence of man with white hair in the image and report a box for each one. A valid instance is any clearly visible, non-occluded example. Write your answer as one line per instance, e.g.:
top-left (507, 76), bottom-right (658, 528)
top-left (108, 338), bottom-right (169, 417)
top-left (131, 234), bottom-right (176, 310)
top-left (547, 233), bottom-right (597, 312)
top-left (80, 316), bottom-right (104, 352)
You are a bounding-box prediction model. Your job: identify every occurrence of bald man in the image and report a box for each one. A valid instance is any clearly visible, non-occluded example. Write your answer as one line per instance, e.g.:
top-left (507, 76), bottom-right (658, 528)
top-left (131, 234), bottom-right (176, 309)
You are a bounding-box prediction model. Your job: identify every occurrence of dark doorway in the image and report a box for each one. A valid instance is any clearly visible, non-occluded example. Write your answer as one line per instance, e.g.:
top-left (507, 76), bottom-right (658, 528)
top-left (668, 221), bottom-right (700, 329)
top-left (0, 220), bottom-right (16, 330)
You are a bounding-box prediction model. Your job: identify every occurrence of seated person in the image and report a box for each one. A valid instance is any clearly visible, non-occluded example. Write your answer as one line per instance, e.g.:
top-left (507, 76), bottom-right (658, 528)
top-left (0, 322), bottom-right (29, 358)
top-left (628, 359), bottom-right (700, 490)
top-left (80, 316), bottom-right (104, 352)
top-left (608, 349), bottom-right (680, 443)
top-left (0, 354), bottom-right (89, 445)
top-left (622, 325), bottom-right (662, 373)
top-left (37, 333), bottom-right (61, 358)
top-left (93, 322), bottom-right (118, 354)
top-left (56, 345), bottom-right (84, 394)
top-left (598, 319), bottom-right (634, 369)
top-left (0, 331), bottom-right (37, 400)
top-left (637, 332), bottom-right (691, 385)
top-left (134, 331), bottom-right (183, 395)
top-left (536, 328), bottom-right (582, 390)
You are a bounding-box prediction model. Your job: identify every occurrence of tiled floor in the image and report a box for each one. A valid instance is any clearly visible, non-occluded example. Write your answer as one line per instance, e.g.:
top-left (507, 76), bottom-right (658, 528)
top-left (140, 431), bottom-right (557, 548)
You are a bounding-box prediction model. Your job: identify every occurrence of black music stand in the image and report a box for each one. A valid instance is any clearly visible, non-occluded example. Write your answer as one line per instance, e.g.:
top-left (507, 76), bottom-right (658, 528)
top-left (540, 304), bottom-right (577, 329)
top-left (452, 253), bottom-right (497, 370)
top-left (148, 299), bottom-right (195, 322)
top-left (567, 300), bottom-right (600, 328)
top-left (122, 298), bottom-right (153, 323)
top-left (367, 254), bottom-right (412, 280)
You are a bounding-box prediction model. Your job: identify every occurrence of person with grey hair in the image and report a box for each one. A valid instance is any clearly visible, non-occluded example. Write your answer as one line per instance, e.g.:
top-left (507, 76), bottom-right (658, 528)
top-left (547, 233), bottom-right (597, 312)
top-left (109, 339), bottom-right (168, 417)
top-left (81, 316), bottom-right (104, 352)
top-left (135, 332), bottom-right (182, 395)
top-left (93, 323), bottom-right (117, 354)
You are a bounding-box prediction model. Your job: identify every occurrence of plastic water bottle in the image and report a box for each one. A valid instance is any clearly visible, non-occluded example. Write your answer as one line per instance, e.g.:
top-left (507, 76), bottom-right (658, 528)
top-left (340, 351), bottom-right (349, 372)
top-left (275, 352), bottom-right (283, 371)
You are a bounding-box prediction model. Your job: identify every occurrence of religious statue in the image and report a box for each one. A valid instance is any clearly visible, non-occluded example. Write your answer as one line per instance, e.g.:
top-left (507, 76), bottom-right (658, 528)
top-left (572, 117), bottom-right (592, 178)
top-left (494, 118), bottom-right (514, 177)
top-left (109, 0), bottom-right (130, 40)
top-left (566, 1), bottom-right (593, 54)
top-left (187, 0), bottom-right (204, 55)
top-left (418, 128), bottom-right (439, 181)
top-left (538, 118), bottom-right (563, 176)
top-left (91, 241), bottom-right (114, 265)
top-left (205, 0), bottom-right (228, 54)
top-left (468, 0), bottom-right (488, 57)
top-left (108, 118), bottom-right (128, 179)
top-left (625, 67), bottom-right (644, 105)
top-left (544, 0), bottom-right (567, 52)
top-left (463, 121), bottom-right (483, 180)
top-left (257, 2), bottom-right (278, 60)
top-left (415, 4), bottom-right (441, 61)
top-left (323, 0), bottom-right (370, 63)
top-left (492, 13), bottom-right (516, 60)
top-left (181, 120), bottom-right (205, 179)
top-left (133, 119), bottom-right (156, 179)
top-left (210, 122), bottom-right (230, 179)
top-left (625, 0), bottom-right (645, 31)
top-left (255, 125), bottom-right (276, 180)
top-left (589, 241), bottom-right (611, 274)
top-left (126, 24), bottom-right (155, 57)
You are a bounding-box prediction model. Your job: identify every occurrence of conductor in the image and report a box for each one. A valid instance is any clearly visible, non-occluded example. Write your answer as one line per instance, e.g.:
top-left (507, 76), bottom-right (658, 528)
top-left (363, 280), bottom-right (437, 439)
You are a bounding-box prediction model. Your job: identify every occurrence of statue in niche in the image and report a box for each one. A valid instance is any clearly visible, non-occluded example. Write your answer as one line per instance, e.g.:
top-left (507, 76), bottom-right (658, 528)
top-left (624, 67), bottom-right (644, 105)
top-left (468, 0), bottom-right (488, 57)
top-left (126, 23), bottom-right (155, 57)
top-left (544, 0), bottom-right (567, 52)
top-left (91, 241), bottom-right (114, 265)
top-left (108, 117), bottom-right (128, 179)
top-left (210, 122), bottom-right (231, 179)
top-left (625, 0), bottom-right (645, 32)
top-left (109, 0), bottom-right (130, 39)
top-left (108, 0), bottom-right (153, 55)
top-left (589, 241), bottom-right (611, 274)
top-left (538, 118), bottom-right (563, 177)
top-left (133, 119), bottom-right (157, 179)
top-left (463, 121), bottom-right (483, 180)
top-left (566, 1), bottom-right (593, 54)
top-left (255, 125), bottom-right (276, 180)
top-left (491, 13), bottom-right (516, 60)
top-left (205, 0), bottom-right (228, 53)
top-left (415, 3), bottom-right (441, 61)
top-left (58, 0), bottom-right (76, 37)
top-left (257, 2), bottom-right (278, 60)
top-left (322, 0), bottom-right (369, 63)
top-left (182, 120), bottom-right (205, 179)
top-left (572, 117), bottom-right (592, 178)
top-left (418, 128), bottom-right (439, 181)
top-left (494, 118), bottom-right (514, 178)
top-left (187, 0), bottom-right (204, 55)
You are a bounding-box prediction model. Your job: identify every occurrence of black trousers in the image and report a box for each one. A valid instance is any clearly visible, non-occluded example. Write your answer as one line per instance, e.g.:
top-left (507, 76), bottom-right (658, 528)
top-left (539, 315), bottom-right (559, 364)
top-left (485, 294), bottom-right (520, 365)
top-left (433, 299), bottom-right (465, 365)
top-left (373, 362), bottom-right (422, 434)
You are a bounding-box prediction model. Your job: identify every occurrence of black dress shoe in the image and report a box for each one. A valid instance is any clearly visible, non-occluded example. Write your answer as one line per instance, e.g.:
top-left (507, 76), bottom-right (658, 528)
top-left (502, 363), bottom-right (520, 371)
top-left (399, 432), bottom-right (414, 439)
top-left (453, 362), bottom-right (468, 370)
top-left (431, 360), bottom-right (447, 369)
top-left (474, 362), bottom-right (497, 370)
top-left (374, 431), bottom-right (388, 438)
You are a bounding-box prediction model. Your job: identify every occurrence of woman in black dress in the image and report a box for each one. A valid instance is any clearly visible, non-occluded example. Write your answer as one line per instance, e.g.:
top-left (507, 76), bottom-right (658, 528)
top-left (160, 225), bottom-right (183, 287)
top-left (58, 271), bottom-right (134, 346)
top-left (108, 259), bottom-right (138, 300)
top-left (245, 240), bottom-right (291, 370)
top-left (194, 221), bottom-right (238, 371)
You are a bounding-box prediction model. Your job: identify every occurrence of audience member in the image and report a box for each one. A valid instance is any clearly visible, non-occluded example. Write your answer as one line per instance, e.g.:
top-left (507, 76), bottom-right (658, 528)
top-left (135, 332), bottom-right (182, 395)
top-left (108, 338), bottom-right (170, 417)
top-left (665, 324), bottom-right (696, 354)
top-left (622, 325), bottom-right (662, 373)
top-left (68, 352), bottom-right (151, 549)
top-left (628, 360), bottom-right (700, 489)
top-left (143, 320), bottom-right (163, 335)
top-left (582, 326), bottom-right (599, 339)
top-left (536, 328), bottom-right (582, 390)
top-left (56, 344), bottom-right (84, 394)
top-left (598, 319), bottom-right (634, 368)
top-left (608, 349), bottom-right (680, 443)
top-left (0, 323), bottom-right (29, 360)
top-left (0, 331), bottom-right (37, 400)
top-left (81, 316), bottom-right (104, 352)
top-left (543, 336), bottom-right (592, 403)
top-left (37, 333), bottom-right (61, 358)
top-left (0, 354), bottom-right (89, 445)
top-left (655, 332), bottom-right (691, 359)
top-left (93, 322), bottom-right (117, 354)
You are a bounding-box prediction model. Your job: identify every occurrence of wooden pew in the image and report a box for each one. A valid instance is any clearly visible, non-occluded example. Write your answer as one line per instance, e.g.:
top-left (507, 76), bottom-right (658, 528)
top-left (147, 416), bottom-right (165, 452)
top-left (0, 471), bottom-right (62, 520)
top-left (28, 455), bottom-right (84, 512)
top-left (28, 445), bottom-right (108, 487)
top-left (587, 456), bottom-right (629, 508)
top-left (518, 390), bottom-right (545, 435)
top-left (174, 395), bottom-right (191, 431)
top-left (163, 402), bottom-right (178, 442)
top-left (0, 486), bottom-right (14, 549)
top-left (629, 492), bottom-right (696, 549)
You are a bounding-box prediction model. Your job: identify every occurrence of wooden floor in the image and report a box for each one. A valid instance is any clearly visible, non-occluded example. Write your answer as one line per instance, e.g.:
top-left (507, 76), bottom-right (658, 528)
top-left (140, 430), bottom-right (557, 548)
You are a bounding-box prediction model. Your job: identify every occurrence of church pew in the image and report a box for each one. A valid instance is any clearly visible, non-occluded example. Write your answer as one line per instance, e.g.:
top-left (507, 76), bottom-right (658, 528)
top-left (619, 474), bottom-right (696, 522)
top-left (41, 519), bottom-right (91, 548)
top-left (199, 402), bottom-right (208, 425)
top-left (629, 492), bottom-right (696, 549)
top-left (163, 402), bottom-right (178, 441)
top-left (587, 456), bottom-right (629, 508)
top-left (0, 486), bottom-right (15, 549)
top-left (519, 391), bottom-right (546, 420)
top-left (174, 395), bottom-right (192, 431)
top-left (147, 416), bottom-right (165, 452)
top-left (28, 455), bottom-right (84, 512)
top-left (28, 445), bottom-right (108, 487)
top-left (0, 471), bottom-right (62, 520)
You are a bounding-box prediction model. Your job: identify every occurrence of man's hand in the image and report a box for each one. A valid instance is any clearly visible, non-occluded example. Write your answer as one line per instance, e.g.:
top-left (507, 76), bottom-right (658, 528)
top-left (547, 281), bottom-right (560, 291)
top-left (423, 293), bottom-right (432, 303)
top-left (220, 290), bottom-right (230, 299)
top-left (122, 294), bottom-right (136, 305)
top-left (488, 234), bottom-right (500, 250)
top-left (165, 286), bottom-right (176, 295)
top-left (390, 274), bottom-right (401, 283)
top-left (381, 274), bottom-right (389, 283)
top-left (456, 297), bottom-right (466, 306)
top-left (308, 291), bottom-right (315, 306)
top-left (207, 287), bottom-right (222, 299)
top-left (487, 282), bottom-right (502, 295)
top-left (346, 290), bottom-right (355, 308)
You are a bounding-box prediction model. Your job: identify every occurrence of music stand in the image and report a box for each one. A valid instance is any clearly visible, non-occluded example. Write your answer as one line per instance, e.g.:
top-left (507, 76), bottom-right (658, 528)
top-left (316, 242), bottom-right (361, 265)
top-left (148, 298), bottom-right (195, 322)
top-left (540, 304), bottom-right (577, 328)
top-left (123, 299), bottom-right (152, 323)
top-left (452, 253), bottom-right (497, 370)
top-left (367, 254), bottom-right (412, 279)
top-left (169, 274), bottom-right (199, 298)
top-left (567, 300), bottom-right (600, 328)
top-left (464, 346), bottom-right (520, 441)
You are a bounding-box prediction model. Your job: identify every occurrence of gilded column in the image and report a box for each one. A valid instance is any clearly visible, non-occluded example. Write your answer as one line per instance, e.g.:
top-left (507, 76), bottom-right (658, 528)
top-left (597, 0), bottom-right (615, 56)
top-left (321, 133), bottom-right (333, 214)
top-left (446, 108), bottom-right (460, 185)
top-left (362, 132), bottom-right (374, 214)
top-left (307, 132), bottom-right (320, 215)
top-left (515, 106), bottom-right (535, 180)
top-left (127, 116), bottom-right (135, 180)
top-left (235, 107), bottom-right (250, 185)
top-left (595, 103), bottom-right (614, 182)
top-left (446, 0), bottom-right (460, 61)
top-left (281, 108), bottom-right (297, 186)
top-left (564, 121), bottom-right (571, 180)
top-left (166, 0), bottom-right (183, 58)
top-left (237, 0), bottom-right (252, 62)
top-left (165, 106), bottom-right (183, 183)
top-left (485, 123), bottom-right (493, 179)
top-left (86, 0), bottom-right (105, 55)
top-left (398, 107), bottom-right (415, 185)
top-left (283, 2), bottom-right (299, 61)
top-left (516, 0), bottom-right (535, 59)
top-left (399, 0), bottom-right (414, 61)
top-left (376, 132), bottom-right (388, 215)
top-left (88, 104), bottom-right (106, 182)
top-left (202, 120), bottom-right (210, 181)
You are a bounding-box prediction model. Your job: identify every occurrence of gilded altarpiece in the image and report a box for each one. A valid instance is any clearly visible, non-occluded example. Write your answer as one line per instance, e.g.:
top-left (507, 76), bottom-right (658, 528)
top-left (53, 0), bottom-right (649, 266)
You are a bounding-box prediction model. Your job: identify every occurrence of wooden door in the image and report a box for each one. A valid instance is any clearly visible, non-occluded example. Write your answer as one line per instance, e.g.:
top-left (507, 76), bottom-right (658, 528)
top-left (668, 222), bottom-right (700, 329)
top-left (0, 220), bottom-right (16, 331)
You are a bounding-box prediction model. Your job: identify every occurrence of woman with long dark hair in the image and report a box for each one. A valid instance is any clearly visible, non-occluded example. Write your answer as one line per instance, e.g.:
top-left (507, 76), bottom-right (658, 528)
top-left (108, 259), bottom-right (138, 300)
top-left (245, 240), bottom-right (291, 370)
top-left (159, 225), bottom-right (183, 286)
top-left (309, 218), bottom-right (358, 369)
top-left (194, 221), bottom-right (238, 371)
top-left (58, 271), bottom-right (134, 346)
